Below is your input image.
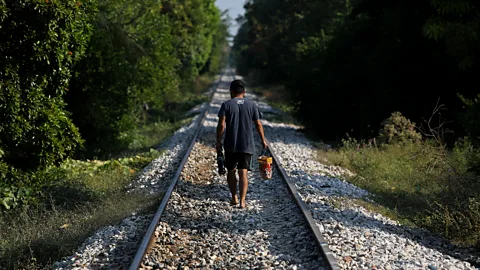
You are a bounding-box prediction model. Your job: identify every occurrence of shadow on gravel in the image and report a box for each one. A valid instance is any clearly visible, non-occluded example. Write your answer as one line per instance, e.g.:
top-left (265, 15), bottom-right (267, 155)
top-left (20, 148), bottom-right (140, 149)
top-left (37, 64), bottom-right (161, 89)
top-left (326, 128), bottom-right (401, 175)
top-left (262, 125), bottom-right (306, 143)
top-left (170, 176), bottom-right (327, 268)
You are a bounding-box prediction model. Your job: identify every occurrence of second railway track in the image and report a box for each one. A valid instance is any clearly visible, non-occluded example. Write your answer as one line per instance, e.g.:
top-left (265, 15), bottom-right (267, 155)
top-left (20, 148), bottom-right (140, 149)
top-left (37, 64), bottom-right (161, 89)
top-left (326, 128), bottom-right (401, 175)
top-left (130, 71), bottom-right (337, 269)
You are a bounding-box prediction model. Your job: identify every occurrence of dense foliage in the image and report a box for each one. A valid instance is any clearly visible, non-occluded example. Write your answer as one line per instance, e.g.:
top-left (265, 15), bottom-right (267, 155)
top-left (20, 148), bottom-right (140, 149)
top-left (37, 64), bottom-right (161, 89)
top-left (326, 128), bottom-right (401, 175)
top-left (0, 0), bottom-right (228, 210)
top-left (67, 0), bottom-right (227, 157)
top-left (234, 0), bottom-right (480, 247)
top-left (234, 0), bottom-right (480, 141)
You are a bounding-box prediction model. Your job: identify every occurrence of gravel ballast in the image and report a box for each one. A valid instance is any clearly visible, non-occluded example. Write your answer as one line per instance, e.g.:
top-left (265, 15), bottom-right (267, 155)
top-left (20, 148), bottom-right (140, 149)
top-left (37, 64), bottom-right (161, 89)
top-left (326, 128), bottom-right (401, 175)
top-left (54, 71), bottom-right (478, 269)
top-left (141, 85), bottom-right (329, 269)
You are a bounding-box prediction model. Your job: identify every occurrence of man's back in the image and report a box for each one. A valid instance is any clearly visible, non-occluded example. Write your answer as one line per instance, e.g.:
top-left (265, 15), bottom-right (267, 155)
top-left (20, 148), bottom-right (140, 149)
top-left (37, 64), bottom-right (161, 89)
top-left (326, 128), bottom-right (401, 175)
top-left (218, 98), bottom-right (260, 154)
top-left (216, 79), bottom-right (267, 209)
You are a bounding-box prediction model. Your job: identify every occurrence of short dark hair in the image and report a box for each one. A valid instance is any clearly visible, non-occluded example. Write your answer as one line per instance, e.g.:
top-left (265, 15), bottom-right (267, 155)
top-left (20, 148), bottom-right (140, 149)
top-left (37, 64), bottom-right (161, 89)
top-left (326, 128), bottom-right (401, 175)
top-left (230, 79), bottom-right (245, 94)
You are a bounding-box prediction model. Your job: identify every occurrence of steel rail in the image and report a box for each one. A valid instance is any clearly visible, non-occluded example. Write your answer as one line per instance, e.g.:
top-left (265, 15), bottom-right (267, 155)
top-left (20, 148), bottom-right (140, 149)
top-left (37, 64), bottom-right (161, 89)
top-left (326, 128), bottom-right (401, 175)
top-left (266, 138), bottom-right (340, 270)
top-left (129, 74), bottom-right (225, 270)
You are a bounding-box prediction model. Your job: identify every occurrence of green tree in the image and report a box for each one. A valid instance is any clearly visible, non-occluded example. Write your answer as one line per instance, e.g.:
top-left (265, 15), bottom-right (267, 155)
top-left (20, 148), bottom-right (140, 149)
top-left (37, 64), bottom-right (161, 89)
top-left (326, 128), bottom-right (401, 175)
top-left (161, 0), bottom-right (221, 89)
top-left (203, 10), bottom-right (230, 75)
top-left (234, 0), bottom-right (480, 140)
top-left (424, 0), bottom-right (480, 70)
top-left (0, 0), bottom-right (97, 208)
top-left (66, 0), bottom-right (179, 156)
top-left (66, 0), bottom-right (227, 157)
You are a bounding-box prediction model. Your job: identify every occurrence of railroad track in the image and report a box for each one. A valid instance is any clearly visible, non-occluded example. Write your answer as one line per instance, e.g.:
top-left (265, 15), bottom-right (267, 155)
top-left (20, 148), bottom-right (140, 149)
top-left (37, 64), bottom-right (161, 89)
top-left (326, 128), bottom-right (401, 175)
top-left (129, 70), bottom-right (339, 269)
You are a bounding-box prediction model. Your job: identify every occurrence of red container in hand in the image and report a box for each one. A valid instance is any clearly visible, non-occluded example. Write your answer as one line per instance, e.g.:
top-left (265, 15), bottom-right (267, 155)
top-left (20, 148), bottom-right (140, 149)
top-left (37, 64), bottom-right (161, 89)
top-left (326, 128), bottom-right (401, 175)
top-left (257, 156), bottom-right (273, 180)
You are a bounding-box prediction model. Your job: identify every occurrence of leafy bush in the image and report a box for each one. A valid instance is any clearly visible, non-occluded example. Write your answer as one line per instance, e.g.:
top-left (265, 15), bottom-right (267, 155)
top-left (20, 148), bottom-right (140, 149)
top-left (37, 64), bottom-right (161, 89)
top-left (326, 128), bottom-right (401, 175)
top-left (459, 94), bottom-right (480, 144)
top-left (425, 197), bottom-right (480, 247)
top-left (377, 112), bottom-right (422, 145)
top-left (0, 0), bottom-right (97, 209)
top-left (319, 131), bottom-right (480, 246)
top-left (459, 94), bottom-right (480, 173)
top-left (0, 178), bottom-right (34, 210)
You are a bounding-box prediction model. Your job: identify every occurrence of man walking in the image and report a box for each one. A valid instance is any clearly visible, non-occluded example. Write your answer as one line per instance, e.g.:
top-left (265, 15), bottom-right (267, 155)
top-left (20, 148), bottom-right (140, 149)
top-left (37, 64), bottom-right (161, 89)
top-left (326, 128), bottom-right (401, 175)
top-left (216, 79), bottom-right (267, 209)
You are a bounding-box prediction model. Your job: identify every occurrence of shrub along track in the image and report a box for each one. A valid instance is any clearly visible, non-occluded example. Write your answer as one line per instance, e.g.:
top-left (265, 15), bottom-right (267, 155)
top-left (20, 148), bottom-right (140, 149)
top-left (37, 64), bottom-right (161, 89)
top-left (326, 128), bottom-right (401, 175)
top-left (130, 71), bottom-right (337, 269)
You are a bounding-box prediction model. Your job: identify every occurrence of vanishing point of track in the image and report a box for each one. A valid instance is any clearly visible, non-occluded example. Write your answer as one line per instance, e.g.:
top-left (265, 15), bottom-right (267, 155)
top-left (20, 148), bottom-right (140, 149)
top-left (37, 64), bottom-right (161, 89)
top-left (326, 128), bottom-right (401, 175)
top-left (129, 71), bottom-right (339, 270)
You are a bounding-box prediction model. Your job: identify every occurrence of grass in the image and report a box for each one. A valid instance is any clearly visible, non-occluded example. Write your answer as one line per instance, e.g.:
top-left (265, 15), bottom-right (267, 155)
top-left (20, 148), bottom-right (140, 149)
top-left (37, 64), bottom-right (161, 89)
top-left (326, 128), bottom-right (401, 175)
top-left (350, 198), bottom-right (418, 228)
top-left (0, 74), bottom-right (216, 269)
top-left (0, 152), bottom-right (161, 269)
top-left (0, 194), bottom-right (159, 269)
top-left (317, 138), bottom-right (480, 247)
top-left (122, 118), bottom-right (193, 154)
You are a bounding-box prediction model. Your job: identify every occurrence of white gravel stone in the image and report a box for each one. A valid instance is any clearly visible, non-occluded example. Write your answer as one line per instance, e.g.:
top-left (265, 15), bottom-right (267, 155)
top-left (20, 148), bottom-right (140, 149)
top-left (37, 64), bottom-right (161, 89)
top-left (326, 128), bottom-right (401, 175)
top-left (126, 113), bottom-right (201, 195)
top-left (53, 214), bottom-right (152, 269)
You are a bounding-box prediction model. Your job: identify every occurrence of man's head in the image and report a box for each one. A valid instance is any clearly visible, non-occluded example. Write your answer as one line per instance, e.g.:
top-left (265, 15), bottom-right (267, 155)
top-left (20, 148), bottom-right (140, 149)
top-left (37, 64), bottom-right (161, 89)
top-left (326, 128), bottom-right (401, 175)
top-left (230, 79), bottom-right (245, 98)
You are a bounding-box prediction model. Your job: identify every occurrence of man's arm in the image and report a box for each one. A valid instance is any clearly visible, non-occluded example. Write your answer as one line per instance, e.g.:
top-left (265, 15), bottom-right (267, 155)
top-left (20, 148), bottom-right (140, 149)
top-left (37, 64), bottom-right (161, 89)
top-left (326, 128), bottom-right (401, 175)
top-left (216, 116), bottom-right (226, 151)
top-left (254, 119), bottom-right (268, 149)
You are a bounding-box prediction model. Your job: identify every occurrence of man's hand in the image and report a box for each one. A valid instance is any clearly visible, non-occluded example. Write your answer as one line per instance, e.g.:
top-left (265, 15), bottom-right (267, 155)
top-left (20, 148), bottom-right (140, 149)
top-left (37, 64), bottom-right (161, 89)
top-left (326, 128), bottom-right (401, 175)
top-left (254, 119), bottom-right (268, 150)
top-left (216, 116), bottom-right (226, 152)
top-left (262, 140), bottom-right (268, 149)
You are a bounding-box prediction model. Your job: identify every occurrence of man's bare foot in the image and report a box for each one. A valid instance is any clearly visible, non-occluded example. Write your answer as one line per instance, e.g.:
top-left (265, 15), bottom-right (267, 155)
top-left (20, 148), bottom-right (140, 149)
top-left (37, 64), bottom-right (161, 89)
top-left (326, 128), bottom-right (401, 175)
top-left (239, 201), bottom-right (246, 209)
top-left (230, 195), bottom-right (238, 205)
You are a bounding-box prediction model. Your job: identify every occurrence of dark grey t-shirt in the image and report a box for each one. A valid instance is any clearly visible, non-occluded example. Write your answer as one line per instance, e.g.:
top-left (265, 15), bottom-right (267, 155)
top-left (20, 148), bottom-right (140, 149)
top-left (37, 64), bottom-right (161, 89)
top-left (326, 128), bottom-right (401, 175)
top-left (218, 98), bottom-right (260, 154)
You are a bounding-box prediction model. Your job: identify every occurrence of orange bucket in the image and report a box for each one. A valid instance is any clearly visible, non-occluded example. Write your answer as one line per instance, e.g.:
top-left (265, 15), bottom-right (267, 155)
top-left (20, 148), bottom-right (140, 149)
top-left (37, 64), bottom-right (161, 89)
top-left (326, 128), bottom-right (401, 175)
top-left (257, 156), bottom-right (273, 180)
